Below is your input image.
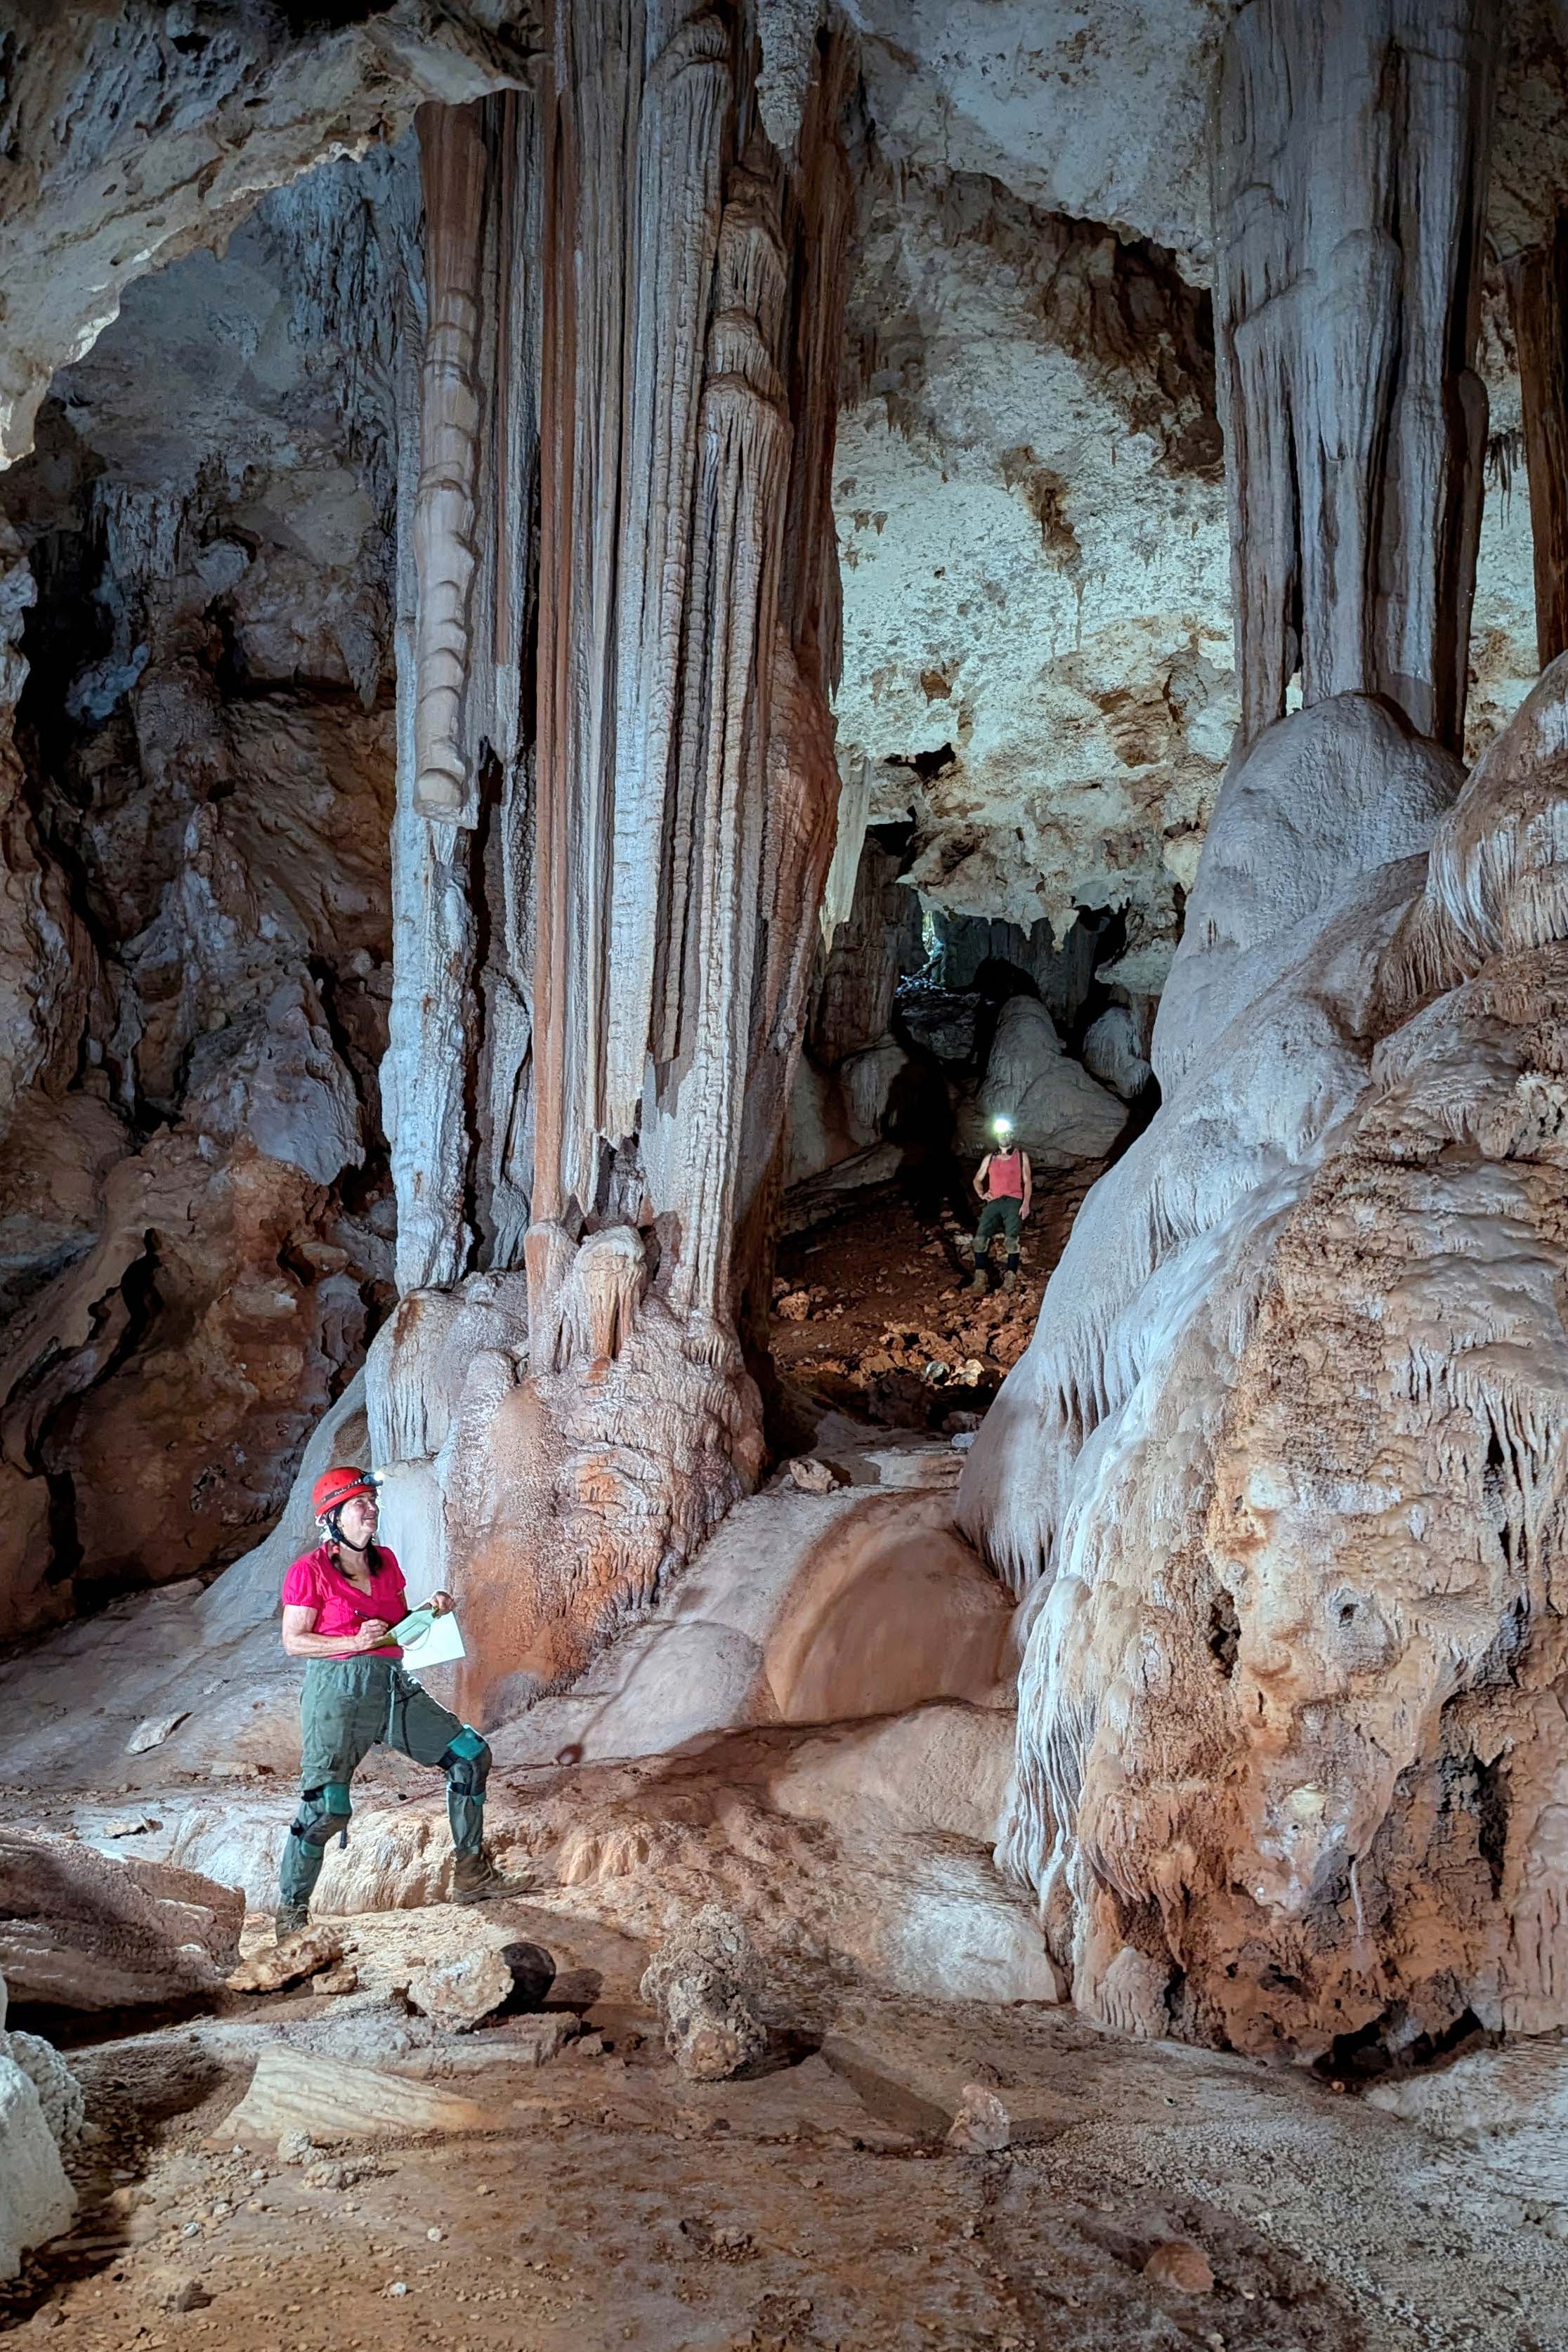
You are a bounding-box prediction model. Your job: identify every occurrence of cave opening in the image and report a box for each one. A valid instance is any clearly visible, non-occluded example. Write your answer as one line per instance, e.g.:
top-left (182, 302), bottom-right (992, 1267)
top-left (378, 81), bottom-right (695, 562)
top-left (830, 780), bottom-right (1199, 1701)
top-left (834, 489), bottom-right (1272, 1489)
top-left (0, 136), bottom-right (410, 1633)
top-left (770, 804), bottom-right (1158, 1437)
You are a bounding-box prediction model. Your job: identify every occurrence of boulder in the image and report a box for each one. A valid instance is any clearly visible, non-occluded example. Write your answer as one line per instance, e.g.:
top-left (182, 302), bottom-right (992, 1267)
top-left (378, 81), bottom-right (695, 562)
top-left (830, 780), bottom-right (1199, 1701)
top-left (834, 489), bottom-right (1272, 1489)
top-left (221, 2048), bottom-right (499, 2144)
top-left (6, 2032), bottom-right (84, 2148)
top-left (641, 1905), bottom-right (768, 2082)
top-left (897, 991), bottom-right (981, 1066)
top-left (955, 997), bottom-right (1125, 1166)
top-left (1143, 2240), bottom-right (1213, 2295)
top-left (946, 2084), bottom-right (1011, 2151)
top-left (786, 1036), bottom-right (914, 1187)
top-left (405, 1949), bottom-right (514, 2032)
top-left (228, 1926), bottom-right (346, 1994)
top-left (0, 2046), bottom-right (74, 2280)
top-left (1081, 1005), bottom-right (1152, 1099)
top-left (0, 1828), bottom-right (243, 2008)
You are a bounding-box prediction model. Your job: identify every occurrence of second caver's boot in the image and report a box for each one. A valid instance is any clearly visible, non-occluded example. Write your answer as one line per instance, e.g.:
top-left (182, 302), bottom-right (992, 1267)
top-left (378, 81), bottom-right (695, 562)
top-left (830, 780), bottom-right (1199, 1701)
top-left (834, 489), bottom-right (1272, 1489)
top-left (1001, 1267), bottom-right (1017, 1294)
top-left (275, 1900), bottom-right (311, 1942)
top-left (967, 1254), bottom-right (988, 1293)
top-left (451, 1849), bottom-right (533, 1905)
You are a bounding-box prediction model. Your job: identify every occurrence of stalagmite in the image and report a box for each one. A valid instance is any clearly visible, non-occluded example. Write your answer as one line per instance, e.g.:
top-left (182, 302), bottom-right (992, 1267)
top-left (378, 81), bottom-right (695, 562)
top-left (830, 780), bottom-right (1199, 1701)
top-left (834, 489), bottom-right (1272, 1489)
top-left (961, 0), bottom-right (1568, 2060)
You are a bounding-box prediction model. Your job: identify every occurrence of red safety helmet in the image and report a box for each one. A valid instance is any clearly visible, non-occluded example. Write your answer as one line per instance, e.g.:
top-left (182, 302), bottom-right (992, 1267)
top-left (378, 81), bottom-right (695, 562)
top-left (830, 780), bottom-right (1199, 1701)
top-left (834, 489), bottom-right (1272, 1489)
top-left (311, 1465), bottom-right (378, 1523)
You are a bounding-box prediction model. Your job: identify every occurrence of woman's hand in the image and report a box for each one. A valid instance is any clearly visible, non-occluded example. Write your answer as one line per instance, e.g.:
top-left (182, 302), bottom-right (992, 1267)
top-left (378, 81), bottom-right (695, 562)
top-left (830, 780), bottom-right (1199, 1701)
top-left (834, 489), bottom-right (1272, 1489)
top-left (424, 1590), bottom-right (455, 1616)
top-left (354, 1618), bottom-right (392, 1651)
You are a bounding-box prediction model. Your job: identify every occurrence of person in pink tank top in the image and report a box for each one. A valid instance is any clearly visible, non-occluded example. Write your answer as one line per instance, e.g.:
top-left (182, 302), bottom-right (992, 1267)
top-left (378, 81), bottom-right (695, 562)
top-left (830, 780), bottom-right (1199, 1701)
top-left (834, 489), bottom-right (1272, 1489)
top-left (965, 1114), bottom-right (1033, 1293)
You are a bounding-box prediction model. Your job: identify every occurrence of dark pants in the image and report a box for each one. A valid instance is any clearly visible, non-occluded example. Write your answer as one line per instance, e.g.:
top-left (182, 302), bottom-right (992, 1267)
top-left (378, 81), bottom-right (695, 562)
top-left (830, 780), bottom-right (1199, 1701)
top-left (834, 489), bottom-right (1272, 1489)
top-left (974, 1196), bottom-right (1022, 1267)
top-left (278, 1656), bottom-right (488, 1908)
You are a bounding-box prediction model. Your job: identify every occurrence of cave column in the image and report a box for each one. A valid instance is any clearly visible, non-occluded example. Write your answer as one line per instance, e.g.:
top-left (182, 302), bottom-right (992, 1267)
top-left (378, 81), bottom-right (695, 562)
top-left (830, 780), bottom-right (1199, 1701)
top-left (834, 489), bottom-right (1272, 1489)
top-left (380, 7), bottom-right (854, 1715)
top-left (1214, 0), bottom-right (1500, 753)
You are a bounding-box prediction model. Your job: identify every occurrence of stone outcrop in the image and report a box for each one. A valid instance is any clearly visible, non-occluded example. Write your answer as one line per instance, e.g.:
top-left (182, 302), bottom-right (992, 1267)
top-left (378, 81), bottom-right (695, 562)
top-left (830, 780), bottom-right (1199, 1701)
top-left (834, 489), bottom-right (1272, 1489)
top-left (836, 163), bottom-right (1234, 973)
top-left (0, 4), bottom-right (542, 469)
top-left (222, 2048), bottom-right (499, 2145)
top-left (953, 0), bottom-right (1568, 2063)
top-left (0, 1828), bottom-right (244, 2009)
top-left (0, 2045), bottom-right (73, 2282)
top-left (0, 1964), bottom-right (77, 2280)
top-left (0, 155), bottom-right (419, 1640)
top-left (953, 996), bottom-right (1126, 1168)
top-left (965, 670), bottom-right (1568, 2057)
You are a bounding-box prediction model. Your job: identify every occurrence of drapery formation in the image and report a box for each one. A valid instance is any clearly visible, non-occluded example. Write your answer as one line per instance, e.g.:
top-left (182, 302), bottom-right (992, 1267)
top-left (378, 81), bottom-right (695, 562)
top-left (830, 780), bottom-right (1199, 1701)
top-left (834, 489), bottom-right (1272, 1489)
top-left (958, 0), bottom-right (1568, 2061)
top-left (1214, 0), bottom-right (1498, 753)
top-left (377, 4), bottom-right (854, 1716)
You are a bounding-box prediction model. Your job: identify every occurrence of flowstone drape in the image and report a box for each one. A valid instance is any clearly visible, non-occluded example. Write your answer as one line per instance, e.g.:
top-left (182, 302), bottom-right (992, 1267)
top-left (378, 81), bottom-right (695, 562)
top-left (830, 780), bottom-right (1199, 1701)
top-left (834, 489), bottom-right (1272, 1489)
top-left (1214, 0), bottom-right (1497, 753)
top-left (375, 7), bottom-right (854, 1718)
top-left (958, 0), bottom-right (1568, 2060)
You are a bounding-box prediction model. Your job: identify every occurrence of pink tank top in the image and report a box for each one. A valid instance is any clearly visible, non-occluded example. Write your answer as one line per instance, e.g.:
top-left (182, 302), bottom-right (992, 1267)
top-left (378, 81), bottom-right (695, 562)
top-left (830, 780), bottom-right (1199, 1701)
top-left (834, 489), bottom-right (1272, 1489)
top-left (987, 1148), bottom-right (1024, 1198)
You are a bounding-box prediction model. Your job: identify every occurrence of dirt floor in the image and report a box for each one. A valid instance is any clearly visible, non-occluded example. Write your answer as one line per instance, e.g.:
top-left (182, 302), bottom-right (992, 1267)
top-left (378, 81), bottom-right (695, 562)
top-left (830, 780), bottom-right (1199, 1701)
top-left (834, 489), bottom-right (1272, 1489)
top-left (4, 1890), bottom-right (1565, 2352)
top-left (6, 1161), bottom-right (1567, 2351)
top-left (770, 1165), bottom-right (1101, 1431)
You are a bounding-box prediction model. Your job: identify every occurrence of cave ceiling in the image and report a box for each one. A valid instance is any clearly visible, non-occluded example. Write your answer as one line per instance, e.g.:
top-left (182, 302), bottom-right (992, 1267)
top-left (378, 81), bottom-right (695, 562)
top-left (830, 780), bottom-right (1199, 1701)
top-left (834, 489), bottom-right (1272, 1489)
top-left (2, 0), bottom-right (1566, 972)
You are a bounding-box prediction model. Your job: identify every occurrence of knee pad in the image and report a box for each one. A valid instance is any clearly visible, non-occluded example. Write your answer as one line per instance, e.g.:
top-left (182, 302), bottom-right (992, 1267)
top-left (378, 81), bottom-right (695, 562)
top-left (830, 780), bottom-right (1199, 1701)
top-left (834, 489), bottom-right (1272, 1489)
top-left (439, 1728), bottom-right (490, 1801)
top-left (291, 1782), bottom-right (353, 1848)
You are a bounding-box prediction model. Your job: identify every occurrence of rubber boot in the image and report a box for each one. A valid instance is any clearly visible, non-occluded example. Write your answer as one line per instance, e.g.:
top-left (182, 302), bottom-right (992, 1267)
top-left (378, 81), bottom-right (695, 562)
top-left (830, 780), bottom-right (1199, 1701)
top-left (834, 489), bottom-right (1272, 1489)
top-left (275, 1901), bottom-right (311, 1942)
top-left (1002, 1267), bottom-right (1017, 1294)
top-left (967, 1262), bottom-right (987, 1293)
top-left (451, 1849), bottom-right (533, 1905)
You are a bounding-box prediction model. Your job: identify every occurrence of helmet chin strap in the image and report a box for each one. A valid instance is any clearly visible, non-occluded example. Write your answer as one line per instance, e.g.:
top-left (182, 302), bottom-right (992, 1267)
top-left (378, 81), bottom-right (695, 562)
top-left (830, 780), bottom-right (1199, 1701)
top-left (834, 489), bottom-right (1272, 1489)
top-left (325, 1511), bottom-right (373, 1555)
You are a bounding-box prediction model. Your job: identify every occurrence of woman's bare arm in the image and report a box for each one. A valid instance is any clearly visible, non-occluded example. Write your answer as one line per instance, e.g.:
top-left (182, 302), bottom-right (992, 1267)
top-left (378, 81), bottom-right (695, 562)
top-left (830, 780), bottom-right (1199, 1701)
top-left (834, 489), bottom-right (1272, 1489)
top-left (281, 1603), bottom-right (389, 1658)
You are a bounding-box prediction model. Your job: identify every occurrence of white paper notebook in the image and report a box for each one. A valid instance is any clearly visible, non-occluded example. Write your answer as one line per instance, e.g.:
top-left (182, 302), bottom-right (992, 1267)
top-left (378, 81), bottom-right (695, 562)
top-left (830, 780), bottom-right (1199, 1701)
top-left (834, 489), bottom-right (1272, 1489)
top-left (400, 1610), bottom-right (466, 1667)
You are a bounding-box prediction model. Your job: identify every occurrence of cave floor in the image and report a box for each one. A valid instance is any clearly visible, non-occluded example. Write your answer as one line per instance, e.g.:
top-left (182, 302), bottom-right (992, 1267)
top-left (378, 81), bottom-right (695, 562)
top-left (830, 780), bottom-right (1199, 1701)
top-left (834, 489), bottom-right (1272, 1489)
top-left (770, 1165), bottom-right (1101, 1430)
top-left (5, 1901), bottom-right (1562, 2352)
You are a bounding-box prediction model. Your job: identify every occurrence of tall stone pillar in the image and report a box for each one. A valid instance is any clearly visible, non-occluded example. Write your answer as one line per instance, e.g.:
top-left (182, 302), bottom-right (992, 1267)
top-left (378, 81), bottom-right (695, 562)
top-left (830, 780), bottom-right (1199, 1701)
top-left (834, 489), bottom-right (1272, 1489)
top-left (1214, 0), bottom-right (1500, 752)
top-left (375, 7), bottom-right (855, 1718)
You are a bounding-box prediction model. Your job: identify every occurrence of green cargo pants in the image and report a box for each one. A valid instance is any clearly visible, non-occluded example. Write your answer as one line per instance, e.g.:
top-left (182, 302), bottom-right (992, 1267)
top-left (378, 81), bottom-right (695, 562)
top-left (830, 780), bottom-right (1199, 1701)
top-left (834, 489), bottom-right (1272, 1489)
top-left (278, 1655), bottom-right (490, 1908)
top-left (974, 1195), bottom-right (1022, 1267)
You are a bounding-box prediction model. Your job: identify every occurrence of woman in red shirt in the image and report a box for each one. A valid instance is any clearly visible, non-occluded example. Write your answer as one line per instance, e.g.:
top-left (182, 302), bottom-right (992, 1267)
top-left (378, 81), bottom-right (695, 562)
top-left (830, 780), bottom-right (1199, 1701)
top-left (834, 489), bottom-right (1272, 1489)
top-left (274, 1465), bottom-right (522, 1939)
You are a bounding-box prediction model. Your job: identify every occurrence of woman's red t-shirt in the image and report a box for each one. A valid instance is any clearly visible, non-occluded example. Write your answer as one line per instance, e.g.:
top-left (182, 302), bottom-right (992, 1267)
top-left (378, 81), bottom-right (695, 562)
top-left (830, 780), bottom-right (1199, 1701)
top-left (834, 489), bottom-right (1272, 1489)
top-left (280, 1544), bottom-right (407, 1657)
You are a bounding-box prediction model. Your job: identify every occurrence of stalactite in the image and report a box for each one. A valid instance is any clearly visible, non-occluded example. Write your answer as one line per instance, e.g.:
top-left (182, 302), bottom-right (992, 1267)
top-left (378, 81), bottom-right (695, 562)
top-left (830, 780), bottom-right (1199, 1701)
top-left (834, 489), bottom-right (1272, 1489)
top-left (1213, 0), bottom-right (1500, 752)
top-left (411, 104), bottom-right (488, 828)
top-left (603, 10), bottom-right (732, 1144)
top-left (661, 169), bottom-right (792, 1331)
top-left (476, 89), bottom-right (544, 1274)
top-left (387, 167), bottom-right (470, 1299)
top-left (1505, 208), bottom-right (1568, 672)
top-left (390, 92), bottom-right (544, 1295)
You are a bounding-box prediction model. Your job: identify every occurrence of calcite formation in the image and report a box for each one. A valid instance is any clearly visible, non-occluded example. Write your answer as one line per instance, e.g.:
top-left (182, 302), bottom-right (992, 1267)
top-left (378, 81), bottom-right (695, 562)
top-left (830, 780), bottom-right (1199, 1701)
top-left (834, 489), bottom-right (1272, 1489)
top-left (963, 0), bottom-right (1568, 2059)
top-left (4, 0), bottom-right (1568, 2096)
